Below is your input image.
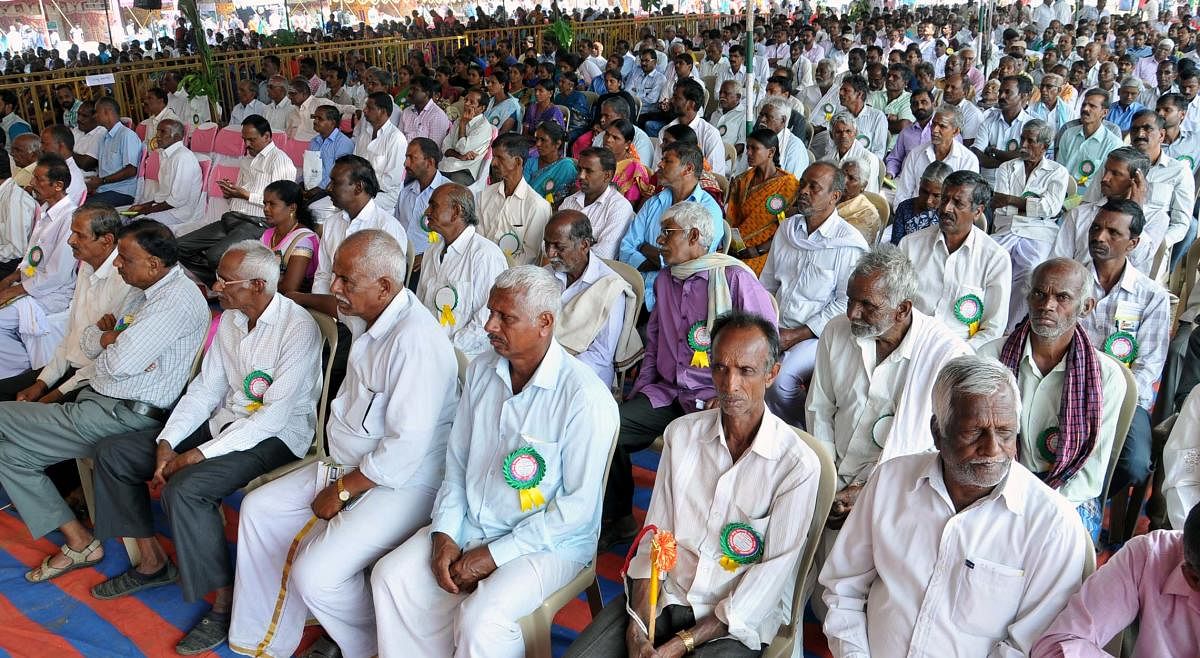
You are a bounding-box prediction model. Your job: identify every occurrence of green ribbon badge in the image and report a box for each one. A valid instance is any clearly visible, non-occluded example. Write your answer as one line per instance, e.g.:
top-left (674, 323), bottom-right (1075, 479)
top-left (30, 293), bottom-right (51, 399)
top-left (1178, 155), bottom-right (1196, 171)
top-left (1006, 138), bottom-right (1019, 151)
top-left (718, 522), bottom-right (764, 572)
top-left (1104, 330), bottom-right (1139, 366)
top-left (502, 445), bottom-right (547, 512)
top-left (954, 293), bottom-right (983, 337)
top-left (114, 314), bottom-right (134, 332)
top-left (242, 370), bottom-right (273, 412)
top-left (498, 231), bottom-right (523, 257)
top-left (1037, 426), bottom-right (1060, 462)
top-left (764, 193), bottom-right (787, 216)
top-left (1077, 159), bottom-right (1096, 185)
top-left (22, 245), bottom-right (43, 277)
top-left (687, 320), bottom-right (711, 368)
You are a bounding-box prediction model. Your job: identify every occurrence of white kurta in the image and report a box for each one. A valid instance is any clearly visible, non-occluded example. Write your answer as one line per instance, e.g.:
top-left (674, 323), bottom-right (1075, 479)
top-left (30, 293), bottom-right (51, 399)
top-left (893, 141), bottom-right (979, 208)
top-left (0, 177), bottom-right (35, 262)
top-left (476, 178), bottom-right (552, 266)
top-left (820, 453), bottom-right (1091, 658)
top-left (229, 290), bottom-right (459, 658)
top-left (899, 224), bottom-right (1012, 347)
top-left (352, 120), bottom-right (408, 216)
top-left (415, 225), bottom-right (509, 359)
top-left (371, 340), bottom-right (619, 658)
top-left (144, 141), bottom-right (205, 226)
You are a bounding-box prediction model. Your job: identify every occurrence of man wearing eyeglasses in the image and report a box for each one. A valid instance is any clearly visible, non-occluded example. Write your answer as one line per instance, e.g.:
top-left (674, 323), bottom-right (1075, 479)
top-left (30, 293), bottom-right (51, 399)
top-left (88, 239), bottom-right (322, 655)
top-left (624, 49), bottom-right (667, 115)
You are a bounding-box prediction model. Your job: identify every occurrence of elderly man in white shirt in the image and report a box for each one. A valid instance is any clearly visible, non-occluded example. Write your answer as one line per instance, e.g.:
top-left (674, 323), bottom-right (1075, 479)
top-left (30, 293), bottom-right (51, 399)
top-left (900, 170), bottom-right (1011, 347)
top-left (978, 258), bottom-right (1127, 540)
top-left (0, 136), bottom-right (38, 275)
top-left (353, 92), bottom-right (407, 217)
top-left (228, 79), bottom-right (268, 128)
top-left (893, 104), bottom-right (979, 207)
top-left (545, 210), bottom-right (639, 386)
top-left (0, 155), bottom-right (78, 377)
top-left (126, 119), bottom-right (203, 228)
top-left (822, 110), bottom-right (881, 194)
top-left (139, 88), bottom-right (180, 150)
top-left (0, 203), bottom-right (129, 401)
top-left (477, 133), bottom-right (552, 266)
top-left (371, 266), bottom-right (620, 658)
top-left (261, 75), bottom-right (293, 132)
top-left (757, 98), bottom-right (809, 179)
top-left (559, 147), bottom-right (634, 260)
top-left (417, 184), bottom-right (509, 360)
top-left (88, 240), bottom-right (321, 655)
top-left (711, 80), bottom-right (748, 175)
top-left (178, 114), bottom-right (297, 286)
top-left (285, 76), bottom-right (334, 143)
top-left (230, 231), bottom-right (459, 658)
top-left (991, 119), bottom-right (1070, 326)
top-left (819, 355), bottom-right (1093, 658)
top-left (834, 75), bottom-right (889, 160)
top-left (762, 163), bottom-right (869, 428)
top-left (807, 246), bottom-right (971, 537)
top-left (565, 312), bottom-right (822, 657)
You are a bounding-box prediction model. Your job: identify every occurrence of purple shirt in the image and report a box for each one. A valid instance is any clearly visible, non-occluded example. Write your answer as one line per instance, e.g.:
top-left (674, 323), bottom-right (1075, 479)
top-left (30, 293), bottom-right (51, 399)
top-left (1032, 530), bottom-right (1200, 658)
top-left (885, 119), bottom-right (932, 177)
top-left (633, 266), bottom-right (777, 411)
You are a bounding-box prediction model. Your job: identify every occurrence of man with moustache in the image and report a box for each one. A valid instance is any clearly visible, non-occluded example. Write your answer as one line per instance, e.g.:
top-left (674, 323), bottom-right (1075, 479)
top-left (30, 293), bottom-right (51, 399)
top-left (820, 355), bottom-right (1093, 657)
top-left (559, 147), bottom-right (634, 260)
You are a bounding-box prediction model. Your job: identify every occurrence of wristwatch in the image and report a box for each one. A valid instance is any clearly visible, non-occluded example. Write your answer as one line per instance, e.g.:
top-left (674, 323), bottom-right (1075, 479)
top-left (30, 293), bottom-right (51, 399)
top-left (336, 476), bottom-right (351, 505)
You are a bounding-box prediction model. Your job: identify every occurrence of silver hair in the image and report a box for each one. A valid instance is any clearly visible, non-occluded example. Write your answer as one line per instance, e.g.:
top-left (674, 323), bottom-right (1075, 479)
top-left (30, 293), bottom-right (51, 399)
top-left (341, 229), bottom-right (407, 285)
top-left (830, 109), bottom-right (858, 130)
top-left (850, 245), bottom-right (919, 307)
top-left (931, 355), bottom-right (1021, 437)
top-left (760, 96), bottom-right (790, 122)
top-left (934, 103), bottom-right (964, 130)
top-left (158, 118), bottom-right (185, 141)
top-left (663, 201), bottom-right (715, 249)
top-left (267, 74), bottom-right (288, 89)
top-left (1021, 118), bottom-right (1053, 147)
top-left (841, 155), bottom-right (870, 181)
top-left (493, 265), bottom-right (562, 321)
top-left (223, 240), bottom-right (280, 295)
top-left (720, 78), bottom-right (744, 98)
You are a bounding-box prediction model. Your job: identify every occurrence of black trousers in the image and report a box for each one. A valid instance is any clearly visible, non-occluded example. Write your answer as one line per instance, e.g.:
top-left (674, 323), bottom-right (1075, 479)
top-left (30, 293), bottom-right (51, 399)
top-left (177, 211), bottom-right (268, 286)
top-left (602, 395), bottom-right (684, 520)
top-left (564, 595), bottom-right (762, 657)
top-left (0, 257), bottom-right (18, 279)
top-left (1110, 406), bottom-right (1153, 496)
top-left (92, 423), bottom-right (294, 601)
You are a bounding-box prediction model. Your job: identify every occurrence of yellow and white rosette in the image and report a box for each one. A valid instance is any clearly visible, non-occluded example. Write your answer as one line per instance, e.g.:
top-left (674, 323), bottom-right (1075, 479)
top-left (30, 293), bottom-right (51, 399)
top-left (953, 293), bottom-right (984, 337)
top-left (243, 370), bottom-right (273, 413)
top-left (22, 245), bottom-right (42, 278)
top-left (435, 284), bottom-right (459, 327)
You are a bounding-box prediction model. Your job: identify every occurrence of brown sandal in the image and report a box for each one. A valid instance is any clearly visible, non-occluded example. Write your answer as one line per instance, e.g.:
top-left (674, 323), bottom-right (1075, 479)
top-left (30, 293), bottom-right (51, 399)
top-left (25, 539), bottom-right (102, 583)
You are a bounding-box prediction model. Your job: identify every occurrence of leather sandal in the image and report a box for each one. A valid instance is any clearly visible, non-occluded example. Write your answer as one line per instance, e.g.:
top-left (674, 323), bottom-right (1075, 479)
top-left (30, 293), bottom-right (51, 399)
top-left (25, 539), bottom-right (102, 583)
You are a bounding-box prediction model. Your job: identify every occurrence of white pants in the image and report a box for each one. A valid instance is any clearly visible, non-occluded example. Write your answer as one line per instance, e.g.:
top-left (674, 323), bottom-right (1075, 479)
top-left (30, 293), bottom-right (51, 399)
top-left (994, 232), bottom-right (1052, 332)
top-left (765, 337), bottom-right (819, 428)
top-left (0, 300), bottom-right (30, 377)
top-left (228, 463), bottom-right (435, 658)
top-left (371, 525), bottom-right (584, 658)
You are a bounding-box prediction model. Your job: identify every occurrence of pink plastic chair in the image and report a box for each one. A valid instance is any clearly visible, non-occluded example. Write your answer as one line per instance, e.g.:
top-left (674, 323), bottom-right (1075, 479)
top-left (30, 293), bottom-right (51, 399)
top-left (282, 137), bottom-right (308, 169)
top-left (212, 128), bottom-right (245, 159)
top-left (142, 150), bottom-right (162, 181)
top-left (197, 157), bottom-right (212, 185)
top-left (339, 116), bottom-right (353, 133)
top-left (190, 124), bottom-right (219, 153)
top-left (207, 164), bottom-right (242, 197)
top-left (135, 122), bottom-right (147, 142)
top-left (272, 131), bottom-right (288, 148)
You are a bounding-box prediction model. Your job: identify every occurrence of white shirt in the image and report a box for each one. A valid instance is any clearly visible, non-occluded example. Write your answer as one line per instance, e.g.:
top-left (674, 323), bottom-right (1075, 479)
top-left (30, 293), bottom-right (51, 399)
top-left (141, 106), bottom-right (180, 147)
top-left (776, 128), bottom-right (811, 180)
top-left (20, 196), bottom-right (78, 313)
top-left (287, 94), bottom-right (334, 143)
top-left (72, 125), bottom-right (105, 165)
top-left (157, 294), bottom-right (322, 460)
top-left (429, 340), bottom-right (620, 568)
top-left (825, 140), bottom-right (880, 194)
top-left (659, 114), bottom-right (727, 176)
top-left (845, 105), bottom-right (889, 159)
top-left (1147, 152), bottom-right (1195, 247)
top-left (806, 311), bottom-right (971, 489)
top-left (313, 198), bottom-right (406, 295)
top-left (230, 142), bottom-right (297, 216)
top-left (993, 157), bottom-right (1069, 241)
top-left (63, 156), bottom-right (86, 206)
top-left (1163, 385), bottom-right (1200, 529)
top-left (978, 338), bottom-right (1127, 505)
top-left (900, 225), bottom-right (1012, 346)
top-left (397, 172), bottom-right (451, 256)
top-left (439, 114), bottom-right (493, 183)
top-left (1051, 201), bottom-right (1170, 277)
top-left (1082, 260), bottom-right (1171, 410)
top-left (150, 141), bottom-right (204, 225)
top-left (552, 254), bottom-right (625, 385)
top-left (352, 120), bottom-right (407, 216)
top-left (36, 248), bottom-right (130, 394)
top-left (170, 89), bottom-right (212, 126)
top-left (946, 99), bottom-right (985, 144)
top-left (0, 177), bottom-right (35, 261)
top-left (228, 99), bottom-right (269, 128)
top-left (559, 185), bottom-right (634, 260)
top-left (711, 107), bottom-right (747, 175)
top-left (329, 288), bottom-right (459, 491)
top-left (476, 178), bottom-right (552, 266)
top-left (974, 108), bottom-right (1034, 185)
top-left (262, 97), bottom-right (293, 132)
top-left (760, 212), bottom-right (868, 336)
top-left (630, 408), bottom-right (821, 649)
top-left (416, 225), bottom-right (509, 359)
top-left (893, 141), bottom-right (980, 208)
top-left (820, 453), bottom-right (1091, 658)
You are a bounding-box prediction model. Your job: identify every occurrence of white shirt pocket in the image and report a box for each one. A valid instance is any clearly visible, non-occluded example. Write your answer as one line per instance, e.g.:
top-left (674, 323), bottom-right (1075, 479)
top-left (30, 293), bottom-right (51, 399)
top-left (952, 556), bottom-right (1025, 639)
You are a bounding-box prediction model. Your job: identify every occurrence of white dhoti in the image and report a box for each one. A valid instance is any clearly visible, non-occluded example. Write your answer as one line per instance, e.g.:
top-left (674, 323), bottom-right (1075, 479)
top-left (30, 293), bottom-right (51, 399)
top-left (229, 462), bottom-right (436, 658)
top-left (0, 297), bottom-right (68, 378)
top-left (993, 229), bottom-right (1053, 331)
top-left (766, 337), bottom-right (820, 428)
top-left (370, 525), bottom-right (584, 658)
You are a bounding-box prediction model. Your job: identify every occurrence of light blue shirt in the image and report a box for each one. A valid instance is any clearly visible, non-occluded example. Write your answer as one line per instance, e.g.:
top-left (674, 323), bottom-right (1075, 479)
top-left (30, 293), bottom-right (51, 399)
top-left (619, 185), bottom-right (725, 310)
top-left (485, 96), bottom-right (523, 132)
top-left (397, 172), bottom-right (450, 255)
top-left (97, 122), bottom-right (143, 198)
top-left (307, 129), bottom-right (354, 188)
top-left (624, 67), bottom-right (667, 107)
top-left (429, 340), bottom-right (619, 567)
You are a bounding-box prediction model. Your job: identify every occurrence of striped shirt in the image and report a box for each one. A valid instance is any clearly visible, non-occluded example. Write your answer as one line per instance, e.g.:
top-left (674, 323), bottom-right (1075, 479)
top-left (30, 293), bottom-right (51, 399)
top-left (230, 142), bottom-right (297, 217)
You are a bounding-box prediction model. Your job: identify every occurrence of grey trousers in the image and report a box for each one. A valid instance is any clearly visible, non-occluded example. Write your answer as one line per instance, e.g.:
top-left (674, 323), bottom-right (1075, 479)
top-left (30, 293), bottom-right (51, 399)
top-left (563, 595), bottom-right (763, 657)
top-left (92, 423), bottom-right (294, 602)
top-left (0, 388), bottom-right (161, 538)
